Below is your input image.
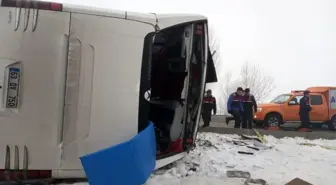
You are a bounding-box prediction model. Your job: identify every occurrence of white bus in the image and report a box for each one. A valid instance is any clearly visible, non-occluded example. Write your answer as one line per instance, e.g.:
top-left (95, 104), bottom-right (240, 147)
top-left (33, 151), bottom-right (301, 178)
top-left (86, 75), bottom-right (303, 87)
top-left (0, 0), bottom-right (217, 183)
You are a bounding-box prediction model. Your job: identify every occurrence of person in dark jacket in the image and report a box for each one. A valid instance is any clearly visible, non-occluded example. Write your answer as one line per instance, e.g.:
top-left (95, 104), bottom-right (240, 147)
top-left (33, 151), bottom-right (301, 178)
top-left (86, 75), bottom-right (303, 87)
top-left (202, 89), bottom-right (217, 128)
top-left (298, 90), bottom-right (312, 131)
top-left (227, 87), bottom-right (244, 128)
top-left (225, 116), bottom-right (234, 125)
top-left (242, 88), bottom-right (258, 129)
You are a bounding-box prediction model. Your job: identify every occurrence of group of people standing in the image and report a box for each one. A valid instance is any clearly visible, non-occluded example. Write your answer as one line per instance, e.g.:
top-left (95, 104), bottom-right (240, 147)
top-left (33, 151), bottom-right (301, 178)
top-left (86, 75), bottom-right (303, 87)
top-left (201, 88), bottom-right (312, 130)
top-left (201, 88), bottom-right (258, 129)
top-left (226, 87), bottom-right (258, 129)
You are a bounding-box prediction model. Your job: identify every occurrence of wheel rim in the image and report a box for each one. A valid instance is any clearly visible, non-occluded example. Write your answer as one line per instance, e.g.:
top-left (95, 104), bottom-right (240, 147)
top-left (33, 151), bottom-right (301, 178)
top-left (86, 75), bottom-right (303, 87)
top-left (268, 117), bottom-right (279, 126)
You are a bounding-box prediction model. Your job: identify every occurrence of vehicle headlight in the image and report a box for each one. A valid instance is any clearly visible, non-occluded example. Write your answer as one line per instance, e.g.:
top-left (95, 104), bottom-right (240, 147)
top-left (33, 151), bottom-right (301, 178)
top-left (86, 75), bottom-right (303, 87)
top-left (257, 108), bottom-right (262, 112)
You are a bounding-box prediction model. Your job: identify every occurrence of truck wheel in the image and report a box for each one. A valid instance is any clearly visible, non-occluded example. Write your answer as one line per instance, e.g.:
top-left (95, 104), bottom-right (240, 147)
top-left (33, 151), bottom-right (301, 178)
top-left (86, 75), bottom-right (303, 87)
top-left (265, 113), bottom-right (281, 127)
top-left (328, 116), bottom-right (336, 131)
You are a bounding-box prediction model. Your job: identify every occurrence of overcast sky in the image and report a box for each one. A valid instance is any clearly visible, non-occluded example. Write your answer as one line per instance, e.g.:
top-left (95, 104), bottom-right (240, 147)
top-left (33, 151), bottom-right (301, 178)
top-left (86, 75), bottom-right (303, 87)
top-left (56, 0), bottom-right (336, 103)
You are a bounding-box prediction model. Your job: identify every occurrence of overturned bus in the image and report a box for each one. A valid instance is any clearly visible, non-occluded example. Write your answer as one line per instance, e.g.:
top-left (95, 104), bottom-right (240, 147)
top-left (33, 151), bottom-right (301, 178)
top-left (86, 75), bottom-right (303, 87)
top-left (0, 0), bottom-right (217, 182)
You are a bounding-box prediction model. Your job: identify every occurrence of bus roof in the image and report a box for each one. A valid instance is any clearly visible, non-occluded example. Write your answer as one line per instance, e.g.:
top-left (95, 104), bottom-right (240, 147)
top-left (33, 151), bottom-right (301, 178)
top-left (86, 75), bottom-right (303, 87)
top-left (1, 0), bottom-right (207, 29)
top-left (62, 3), bottom-right (207, 29)
top-left (61, 2), bottom-right (214, 80)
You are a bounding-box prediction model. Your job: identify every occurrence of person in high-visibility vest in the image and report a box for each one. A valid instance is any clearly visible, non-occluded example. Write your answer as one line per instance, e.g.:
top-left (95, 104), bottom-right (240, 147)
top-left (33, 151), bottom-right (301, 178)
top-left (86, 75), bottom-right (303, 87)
top-left (298, 90), bottom-right (312, 131)
top-left (202, 89), bottom-right (217, 128)
top-left (227, 87), bottom-right (244, 128)
top-left (242, 88), bottom-right (257, 129)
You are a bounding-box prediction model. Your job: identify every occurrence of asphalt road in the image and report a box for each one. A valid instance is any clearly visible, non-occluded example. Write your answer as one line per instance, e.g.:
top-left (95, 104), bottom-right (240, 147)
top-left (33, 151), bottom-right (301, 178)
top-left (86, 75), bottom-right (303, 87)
top-left (201, 115), bottom-right (336, 140)
top-left (209, 115), bottom-right (302, 128)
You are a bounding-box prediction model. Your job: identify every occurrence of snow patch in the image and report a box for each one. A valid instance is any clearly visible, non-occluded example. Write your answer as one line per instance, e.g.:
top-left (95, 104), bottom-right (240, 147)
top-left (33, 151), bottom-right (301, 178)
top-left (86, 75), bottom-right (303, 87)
top-left (148, 133), bottom-right (336, 185)
top-left (67, 133), bottom-right (336, 185)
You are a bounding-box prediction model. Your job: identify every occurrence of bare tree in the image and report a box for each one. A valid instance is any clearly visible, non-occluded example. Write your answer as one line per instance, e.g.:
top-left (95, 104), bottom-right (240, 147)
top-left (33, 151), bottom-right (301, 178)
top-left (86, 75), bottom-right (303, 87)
top-left (208, 26), bottom-right (274, 112)
top-left (221, 72), bottom-right (233, 101)
top-left (237, 61), bottom-right (275, 102)
top-left (208, 26), bottom-right (275, 112)
top-left (208, 25), bottom-right (222, 69)
top-left (208, 25), bottom-right (227, 114)
top-left (219, 61), bottom-right (275, 114)
top-left (218, 71), bottom-right (237, 112)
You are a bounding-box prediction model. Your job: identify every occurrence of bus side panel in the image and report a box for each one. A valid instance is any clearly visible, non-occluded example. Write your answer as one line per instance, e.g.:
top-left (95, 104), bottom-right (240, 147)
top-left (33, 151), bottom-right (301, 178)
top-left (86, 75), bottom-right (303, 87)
top-left (0, 9), bottom-right (70, 170)
top-left (60, 13), bottom-right (155, 170)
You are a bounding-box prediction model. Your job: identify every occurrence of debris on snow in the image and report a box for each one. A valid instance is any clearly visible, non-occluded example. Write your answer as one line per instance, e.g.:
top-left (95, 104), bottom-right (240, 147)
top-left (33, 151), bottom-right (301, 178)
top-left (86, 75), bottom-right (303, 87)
top-left (241, 134), bottom-right (263, 143)
top-left (285, 177), bottom-right (313, 185)
top-left (246, 146), bottom-right (260, 151)
top-left (147, 133), bottom-right (336, 185)
top-left (299, 142), bottom-right (336, 151)
top-left (226, 170), bottom-right (251, 178)
top-left (238, 151), bottom-right (254, 155)
top-left (244, 178), bottom-right (268, 185)
top-left (226, 169), bottom-right (268, 185)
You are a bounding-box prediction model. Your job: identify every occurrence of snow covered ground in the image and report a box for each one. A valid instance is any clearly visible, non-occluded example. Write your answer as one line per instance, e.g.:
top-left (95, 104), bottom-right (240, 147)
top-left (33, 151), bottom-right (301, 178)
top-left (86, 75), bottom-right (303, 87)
top-left (71, 133), bottom-right (336, 185)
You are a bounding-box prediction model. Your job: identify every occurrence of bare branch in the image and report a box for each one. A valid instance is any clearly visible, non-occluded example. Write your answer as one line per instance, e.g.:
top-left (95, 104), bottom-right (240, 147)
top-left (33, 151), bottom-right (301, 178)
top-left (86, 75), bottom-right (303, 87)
top-left (237, 61), bottom-right (275, 102)
top-left (208, 28), bottom-right (274, 111)
top-left (217, 70), bottom-right (241, 113)
top-left (218, 61), bottom-right (275, 113)
top-left (208, 25), bottom-right (222, 69)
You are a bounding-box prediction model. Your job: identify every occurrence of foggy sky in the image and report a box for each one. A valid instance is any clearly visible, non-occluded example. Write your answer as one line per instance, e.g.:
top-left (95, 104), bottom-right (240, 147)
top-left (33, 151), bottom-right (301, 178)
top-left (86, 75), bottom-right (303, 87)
top-left (55, 0), bottom-right (336, 103)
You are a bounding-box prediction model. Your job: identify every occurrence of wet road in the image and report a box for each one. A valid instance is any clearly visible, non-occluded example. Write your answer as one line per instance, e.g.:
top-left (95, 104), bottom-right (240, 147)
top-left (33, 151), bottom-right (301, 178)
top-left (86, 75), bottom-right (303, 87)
top-left (200, 115), bottom-right (336, 140)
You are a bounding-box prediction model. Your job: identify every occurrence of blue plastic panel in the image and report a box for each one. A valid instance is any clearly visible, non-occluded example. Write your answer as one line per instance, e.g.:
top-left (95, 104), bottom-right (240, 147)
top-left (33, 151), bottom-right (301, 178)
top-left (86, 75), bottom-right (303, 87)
top-left (80, 123), bottom-right (156, 185)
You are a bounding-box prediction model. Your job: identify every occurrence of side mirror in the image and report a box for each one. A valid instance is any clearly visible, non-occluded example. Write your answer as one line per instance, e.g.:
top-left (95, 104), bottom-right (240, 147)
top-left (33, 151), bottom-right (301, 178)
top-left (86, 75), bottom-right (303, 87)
top-left (288, 101), bottom-right (296, 105)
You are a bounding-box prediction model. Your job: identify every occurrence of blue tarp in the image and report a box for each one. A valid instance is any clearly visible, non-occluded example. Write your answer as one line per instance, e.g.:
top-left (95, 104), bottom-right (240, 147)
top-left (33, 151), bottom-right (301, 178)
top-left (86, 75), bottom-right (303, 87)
top-left (80, 123), bottom-right (156, 185)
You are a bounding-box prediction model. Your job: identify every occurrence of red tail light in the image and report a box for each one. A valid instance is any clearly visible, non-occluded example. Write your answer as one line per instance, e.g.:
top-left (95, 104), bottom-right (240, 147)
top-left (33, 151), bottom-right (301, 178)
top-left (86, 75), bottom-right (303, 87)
top-left (0, 169), bottom-right (52, 181)
top-left (1, 0), bottom-right (63, 11)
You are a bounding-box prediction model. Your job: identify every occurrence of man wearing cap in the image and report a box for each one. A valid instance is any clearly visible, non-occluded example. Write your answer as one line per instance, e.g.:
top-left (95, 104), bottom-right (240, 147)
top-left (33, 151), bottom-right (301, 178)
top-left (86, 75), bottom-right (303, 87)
top-left (227, 87), bottom-right (244, 128)
top-left (201, 89), bottom-right (217, 128)
top-left (242, 88), bottom-right (258, 129)
top-left (298, 90), bottom-right (312, 131)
